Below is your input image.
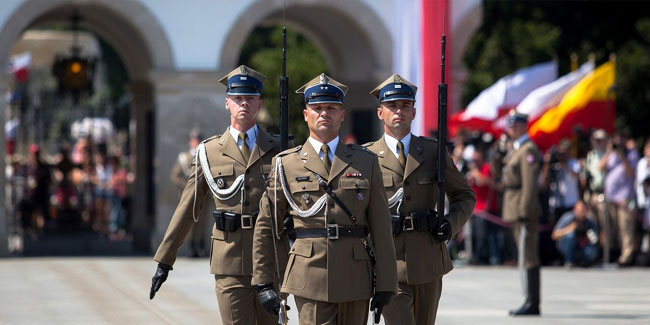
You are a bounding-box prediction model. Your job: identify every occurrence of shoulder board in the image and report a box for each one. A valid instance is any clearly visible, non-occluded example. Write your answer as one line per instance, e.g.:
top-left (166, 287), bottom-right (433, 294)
top-left (361, 141), bottom-right (374, 147)
top-left (201, 134), bottom-right (221, 144)
top-left (277, 145), bottom-right (302, 156)
top-left (419, 135), bottom-right (438, 143)
top-left (347, 143), bottom-right (375, 154)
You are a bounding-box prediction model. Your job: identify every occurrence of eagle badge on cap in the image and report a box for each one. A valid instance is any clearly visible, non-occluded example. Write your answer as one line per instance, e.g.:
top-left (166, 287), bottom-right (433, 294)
top-left (319, 74), bottom-right (328, 85)
top-left (394, 75), bottom-right (402, 83)
top-left (240, 66), bottom-right (248, 75)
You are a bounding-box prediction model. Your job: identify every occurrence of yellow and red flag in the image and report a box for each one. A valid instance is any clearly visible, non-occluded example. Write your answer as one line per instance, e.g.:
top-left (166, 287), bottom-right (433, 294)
top-left (529, 61), bottom-right (616, 151)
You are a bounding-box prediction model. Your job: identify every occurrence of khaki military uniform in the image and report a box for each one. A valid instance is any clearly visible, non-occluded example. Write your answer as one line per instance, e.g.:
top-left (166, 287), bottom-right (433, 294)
top-left (364, 135), bottom-right (476, 324)
top-left (170, 149), bottom-right (212, 257)
top-left (253, 141), bottom-right (398, 324)
top-left (501, 139), bottom-right (542, 268)
top-left (154, 127), bottom-right (289, 325)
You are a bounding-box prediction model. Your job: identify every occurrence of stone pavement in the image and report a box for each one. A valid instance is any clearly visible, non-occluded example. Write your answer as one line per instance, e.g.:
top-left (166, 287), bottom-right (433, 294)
top-left (0, 258), bottom-right (648, 324)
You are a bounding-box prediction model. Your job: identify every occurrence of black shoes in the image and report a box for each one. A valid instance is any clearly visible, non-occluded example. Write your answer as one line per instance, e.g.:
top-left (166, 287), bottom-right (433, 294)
top-left (509, 266), bottom-right (541, 316)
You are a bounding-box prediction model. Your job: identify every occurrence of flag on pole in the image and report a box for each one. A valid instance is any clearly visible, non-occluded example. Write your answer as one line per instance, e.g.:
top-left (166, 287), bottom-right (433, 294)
top-left (491, 61), bottom-right (595, 131)
top-left (529, 61), bottom-right (616, 151)
top-left (450, 61), bottom-right (558, 134)
top-left (8, 52), bottom-right (31, 82)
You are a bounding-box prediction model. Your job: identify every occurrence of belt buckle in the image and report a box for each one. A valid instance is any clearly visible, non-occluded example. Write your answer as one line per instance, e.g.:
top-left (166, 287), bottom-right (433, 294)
top-left (241, 215), bottom-right (253, 229)
top-left (327, 224), bottom-right (339, 240)
top-left (403, 216), bottom-right (415, 231)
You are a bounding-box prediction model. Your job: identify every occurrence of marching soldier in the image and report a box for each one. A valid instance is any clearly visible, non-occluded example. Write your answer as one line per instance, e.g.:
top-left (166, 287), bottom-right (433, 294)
top-left (364, 74), bottom-right (476, 324)
top-left (252, 73), bottom-right (398, 324)
top-left (500, 110), bottom-right (542, 316)
top-left (150, 65), bottom-right (290, 325)
top-left (170, 128), bottom-right (211, 257)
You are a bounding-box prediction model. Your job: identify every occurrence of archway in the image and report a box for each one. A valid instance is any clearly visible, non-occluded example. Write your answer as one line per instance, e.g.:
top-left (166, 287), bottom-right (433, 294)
top-left (219, 0), bottom-right (393, 143)
top-left (0, 0), bottom-right (174, 255)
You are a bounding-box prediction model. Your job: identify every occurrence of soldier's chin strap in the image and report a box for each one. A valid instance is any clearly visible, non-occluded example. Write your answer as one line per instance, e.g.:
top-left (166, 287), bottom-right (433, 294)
top-left (192, 141), bottom-right (246, 222)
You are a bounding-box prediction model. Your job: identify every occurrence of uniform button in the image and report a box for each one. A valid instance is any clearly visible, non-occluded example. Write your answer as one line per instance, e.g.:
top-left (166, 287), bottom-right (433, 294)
top-left (218, 171), bottom-right (222, 175)
top-left (405, 196), bottom-right (411, 201)
top-left (302, 185), bottom-right (306, 190)
top-left (244, 201), bottom-right (250, 207)
top-left (404, 181), bottom-right (410, 186)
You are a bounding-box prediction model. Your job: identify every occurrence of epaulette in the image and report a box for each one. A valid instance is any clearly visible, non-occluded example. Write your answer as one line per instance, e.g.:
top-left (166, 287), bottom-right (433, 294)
top-left (419, 135), bottom-right (439, 143)
top-left (361, 141), bottom-right (374, 147)
top-left (347, 143), bottom-right (375, 154)
top-left (277, 145), bottom-right (302, 157)
top-left (202, 134), bottom-right (221, 144)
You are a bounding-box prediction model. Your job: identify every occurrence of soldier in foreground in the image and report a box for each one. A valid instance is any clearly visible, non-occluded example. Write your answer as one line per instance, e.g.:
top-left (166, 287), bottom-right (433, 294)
top-left (364, 74), bottom-right (476, 324)
top-left (499, 110), bottom-right (542, 316)
top-left (149, 65), bottom-right (289, 325)
top-left (252, 73), bottom-right (397, 324)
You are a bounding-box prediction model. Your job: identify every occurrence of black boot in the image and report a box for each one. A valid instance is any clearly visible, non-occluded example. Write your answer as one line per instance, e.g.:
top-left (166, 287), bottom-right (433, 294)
top-left (509, 267), bottom-right (540, 316)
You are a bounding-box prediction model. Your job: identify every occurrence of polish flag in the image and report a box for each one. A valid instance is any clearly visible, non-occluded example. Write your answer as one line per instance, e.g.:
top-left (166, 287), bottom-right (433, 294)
top-left (8, 52), bottom-right (31, 82)
top-left (450, 61), bottom-right (557, 135)
top-left (491, 61), bottom-right (595, 132)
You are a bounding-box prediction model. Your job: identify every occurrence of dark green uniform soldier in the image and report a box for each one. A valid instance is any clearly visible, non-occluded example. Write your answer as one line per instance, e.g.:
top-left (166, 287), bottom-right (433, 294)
top-left (500, 110), bottom-right (542, 316)
top-left (363, 74), bottom-right (476, 324)
top-left (252, 73), bottom-right (398, 324)
top-left (149, 65), bottom-right (290, 325)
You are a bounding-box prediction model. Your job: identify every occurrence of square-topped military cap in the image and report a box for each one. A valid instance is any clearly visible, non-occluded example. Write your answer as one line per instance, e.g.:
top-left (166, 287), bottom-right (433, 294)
top-left (218, 65), bottom-right (266, 96)
top-left (296, 73), bottom-right (348, 105)
top-left (507, 109), bottom-right (528, 126)
top-left (370, 73), bottom-right (418, 103)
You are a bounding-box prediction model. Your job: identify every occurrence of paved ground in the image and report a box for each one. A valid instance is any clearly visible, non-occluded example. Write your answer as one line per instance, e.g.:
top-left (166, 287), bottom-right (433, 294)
top-left (1, 258), bottom-right (649, 324)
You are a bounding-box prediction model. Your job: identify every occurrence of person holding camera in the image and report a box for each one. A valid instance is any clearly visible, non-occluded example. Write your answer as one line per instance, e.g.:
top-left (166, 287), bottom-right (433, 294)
top-left (600, 133), bottom-right (639, 266)
top-left (551, 200), bottom-right (599, 267)
top-left (541, 139), bottom-right (581, 223)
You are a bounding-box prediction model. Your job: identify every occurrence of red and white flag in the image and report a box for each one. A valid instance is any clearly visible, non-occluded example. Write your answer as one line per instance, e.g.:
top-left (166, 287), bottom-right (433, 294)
top-left (492, 61), bottom-right (595, 131)
top-left (451, 61), bottom-right (557, 134)
top-left (8, 52), bottom-right (31, 82)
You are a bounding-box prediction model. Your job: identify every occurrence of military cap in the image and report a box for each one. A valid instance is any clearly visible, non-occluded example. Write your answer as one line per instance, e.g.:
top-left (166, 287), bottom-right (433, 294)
top-left (296, 73), bottom-right (348, 105)
top-left (218, 65), bottom-right (266, 96)
top-left (507, 109), bottom-right (528, 126)
top-left (370, 73), bottom-right (418, 102)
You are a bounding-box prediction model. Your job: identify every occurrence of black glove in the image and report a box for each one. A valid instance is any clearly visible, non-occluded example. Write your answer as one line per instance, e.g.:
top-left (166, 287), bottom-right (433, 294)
top-left (253, 283), bottom-right (290, 315)
top-left (370, 291), bottom-right (393, 323)
top-left (432, 219), bottom-right (452, 242)
top-left (150, 263), bottom-right (172, 299)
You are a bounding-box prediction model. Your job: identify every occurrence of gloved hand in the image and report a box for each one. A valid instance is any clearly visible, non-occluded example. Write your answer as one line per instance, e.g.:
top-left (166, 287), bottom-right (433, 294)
top-left (370, 291), bottom-right (393, 323)
top-left (432, 219), bottom-right (452, 242)
top-left (253, 283), bottom-right (290, 315)
top-left (150, 263), bottom-right (172, 299)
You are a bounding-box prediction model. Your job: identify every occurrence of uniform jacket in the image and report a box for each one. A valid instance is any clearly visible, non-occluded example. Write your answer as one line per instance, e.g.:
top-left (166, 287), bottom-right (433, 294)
top-left (365, 135), bottom-right (476, 284)
top-left (154, 127), bottom-right (289, 276)
top-left (170, 150), bottom-right (193, 190)
top-left (252, 140), bottom-right (398, 303)
top-left (501, 139), bottom-right (542, 223)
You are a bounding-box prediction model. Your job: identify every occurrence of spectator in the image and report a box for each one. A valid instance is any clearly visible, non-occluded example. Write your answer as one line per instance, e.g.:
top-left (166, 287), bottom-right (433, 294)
top-left (552, 200), bottom-right (599, 267)
top-left (20, 144), bottom-right (52, 233)
top-left (109, 155), bottom-right (128, 239)
top-left (541, 139), bottom-right (581, 222)
top-left (636, 139), bottom-right (650, 265)
top-left (92, 153), bottom-right (112, 234)
top-left (602, 134), bottom-right (639, 266)
top-left (582, 129), bottom-right (608, 227)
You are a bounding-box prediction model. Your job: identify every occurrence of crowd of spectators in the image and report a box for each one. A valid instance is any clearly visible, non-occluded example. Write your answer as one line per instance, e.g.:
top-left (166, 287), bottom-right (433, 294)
top-left (453, 129), bottom-right (650, 268)
top-left (5, 136), bottom-right (132, 246)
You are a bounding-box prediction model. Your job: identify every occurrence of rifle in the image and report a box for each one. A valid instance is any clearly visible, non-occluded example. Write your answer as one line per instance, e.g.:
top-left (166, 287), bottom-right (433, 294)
top-left (436, 26), bottom-right (448, 231)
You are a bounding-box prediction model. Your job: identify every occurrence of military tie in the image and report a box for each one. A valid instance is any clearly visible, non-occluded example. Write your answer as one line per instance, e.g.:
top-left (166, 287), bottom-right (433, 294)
top-left (397, 140), bottom-right (406, 167)
top-left (239, 132), bottom-right (251, 162)
top-left (321, 144), bottom-right (331, 172)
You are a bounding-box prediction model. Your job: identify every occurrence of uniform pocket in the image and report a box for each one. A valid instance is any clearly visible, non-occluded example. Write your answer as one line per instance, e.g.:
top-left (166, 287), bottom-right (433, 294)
top-left (382, 174), bottom-right (394, 188)
top-left (211, 164), bottom-right (234, 177)
top-left (210, 236), bottom-right (225, 268)
top-left (284, 240), bottom-right (313, 290)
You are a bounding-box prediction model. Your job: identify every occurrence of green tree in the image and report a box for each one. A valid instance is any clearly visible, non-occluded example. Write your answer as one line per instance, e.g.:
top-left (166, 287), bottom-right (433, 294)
top-left (239, 26), bottom-right (329, 143)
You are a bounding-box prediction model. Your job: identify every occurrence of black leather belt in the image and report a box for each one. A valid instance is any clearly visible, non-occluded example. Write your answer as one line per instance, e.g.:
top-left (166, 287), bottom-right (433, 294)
top-left (295, 225), bottom-right (368, 240)
top-left (213, 211), bottom-right (258, 232)
top-left (391, 209), bottom-right (437, 235)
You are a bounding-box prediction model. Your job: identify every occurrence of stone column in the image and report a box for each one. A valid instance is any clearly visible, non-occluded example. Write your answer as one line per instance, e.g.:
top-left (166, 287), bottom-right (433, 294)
top-left (150, 70), bottom-right (227, 252)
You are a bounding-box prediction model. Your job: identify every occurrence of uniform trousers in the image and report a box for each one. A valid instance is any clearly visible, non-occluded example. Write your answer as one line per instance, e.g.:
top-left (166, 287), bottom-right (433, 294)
top-left (512, 218), bottom-right (540, 268)
top-left (215, 275), bottom-right (278, 325)
top-left (383, 278), bottom-right (442, 325)
top-left (607, 202), bottom-right (636, 264)
top-left (294, 296), bottom-right (369, 325)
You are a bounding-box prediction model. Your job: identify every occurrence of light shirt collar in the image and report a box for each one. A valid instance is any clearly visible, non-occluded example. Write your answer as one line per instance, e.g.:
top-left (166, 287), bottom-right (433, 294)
top-left (384, 133), bottom-right (411, 159)
top-left (308, 136), bottom-right (339, 162)
top-left (229, 125), bottom-right (258, 150)
top-left (513, 133), bottom-right (529, 150)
